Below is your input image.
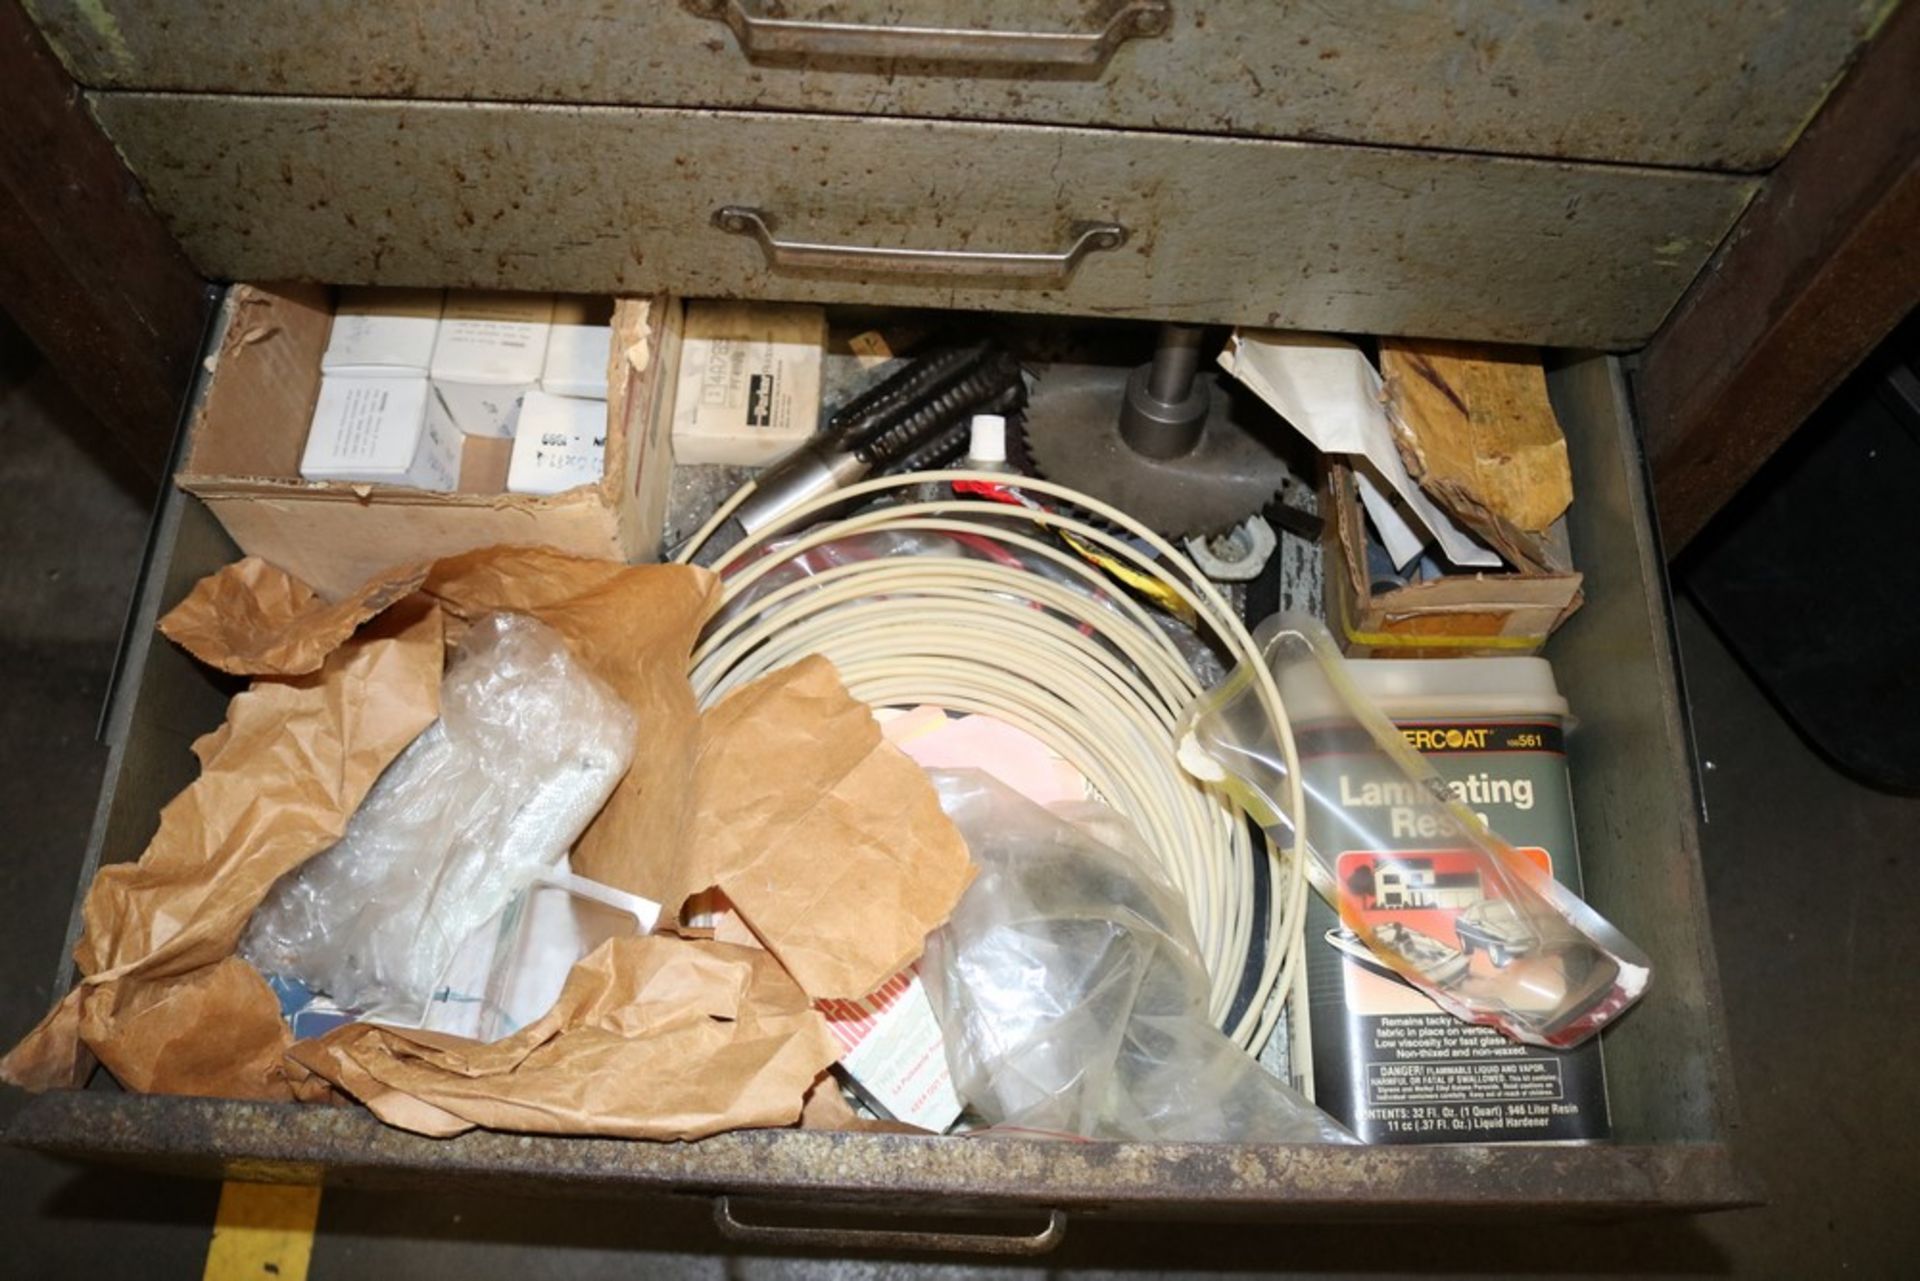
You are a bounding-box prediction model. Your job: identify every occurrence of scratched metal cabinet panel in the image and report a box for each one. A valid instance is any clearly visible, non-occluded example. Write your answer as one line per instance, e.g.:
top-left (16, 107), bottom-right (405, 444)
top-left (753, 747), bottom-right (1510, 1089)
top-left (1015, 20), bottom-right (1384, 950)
top-left (88, 95), bottom-right (1754, 350)
top-left (32, 0), bottom-right (1892, 171)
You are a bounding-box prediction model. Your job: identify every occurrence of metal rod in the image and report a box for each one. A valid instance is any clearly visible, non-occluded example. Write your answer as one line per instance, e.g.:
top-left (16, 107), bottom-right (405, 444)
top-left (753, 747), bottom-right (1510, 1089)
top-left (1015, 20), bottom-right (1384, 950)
top-left (1146, 324), bottom-right (1204, 403)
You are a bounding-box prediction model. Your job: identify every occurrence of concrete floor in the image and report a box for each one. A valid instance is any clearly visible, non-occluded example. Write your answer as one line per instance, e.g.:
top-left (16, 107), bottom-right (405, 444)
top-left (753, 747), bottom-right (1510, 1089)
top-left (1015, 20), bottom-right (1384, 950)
top-left (1, 351), bottom-right (1915, 1278)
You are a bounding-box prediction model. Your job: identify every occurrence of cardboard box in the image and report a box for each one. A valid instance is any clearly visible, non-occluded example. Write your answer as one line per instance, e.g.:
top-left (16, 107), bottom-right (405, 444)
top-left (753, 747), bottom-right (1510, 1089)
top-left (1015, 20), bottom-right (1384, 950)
top-left (1325, 462), bottom-right (1582, 658)
top-left (672, 301), bottom-right (826, 465)
top-left (542, 296), bottom-right (615, 400)
top-left (320, 287), bottom-right (442, 377)
top-left (176, 284), bottom-right (682, 599)
top-left (508, 391), bottom-right (607, 496)
top-left (299, 374), bottom-right (461, 492)
top-left (431, 290), bottom-right (556, 437)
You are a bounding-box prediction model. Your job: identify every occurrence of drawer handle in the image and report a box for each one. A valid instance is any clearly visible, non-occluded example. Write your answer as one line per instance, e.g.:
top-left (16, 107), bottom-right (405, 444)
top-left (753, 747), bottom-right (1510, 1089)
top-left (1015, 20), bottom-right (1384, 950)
top-left (683, 0), bottom-right (1170, 72)
top-left (712, 1196), bottom-right (1068, 1256)
top-left (713, 206), bottom-right (1127, 281)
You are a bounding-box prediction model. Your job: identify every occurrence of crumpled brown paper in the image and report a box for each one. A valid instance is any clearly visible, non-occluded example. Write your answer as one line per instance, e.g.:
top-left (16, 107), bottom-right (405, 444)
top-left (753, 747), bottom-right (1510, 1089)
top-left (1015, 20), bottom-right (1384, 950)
top-left (685, 656), bottom-right (976, 1001)
top-left (288, 936), bottom-right (839, 1140)
top-left (80, 956), bottom-right (299, 1100)
top-left (421, 546), bottom-right (720, 902)
top-left (157, 554), bottom-right (430, 677)
top-left (7, 546), bottom-right (974, 1142)
top-left (0, 599), bottom-right (444, 1097)
top-left (81, 599), bottom-right (445, 982)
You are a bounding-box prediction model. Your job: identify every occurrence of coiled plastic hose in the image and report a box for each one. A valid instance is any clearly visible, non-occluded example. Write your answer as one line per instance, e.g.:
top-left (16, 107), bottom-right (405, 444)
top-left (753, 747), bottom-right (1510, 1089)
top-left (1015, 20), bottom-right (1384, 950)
top-left (675, 471), bottom-right (1308, 1054)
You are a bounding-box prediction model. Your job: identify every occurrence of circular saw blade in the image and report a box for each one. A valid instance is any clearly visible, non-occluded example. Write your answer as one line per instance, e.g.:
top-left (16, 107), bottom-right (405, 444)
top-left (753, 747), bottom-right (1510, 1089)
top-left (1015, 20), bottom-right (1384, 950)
top-left (1020, 363), bottom-right (1303, 538)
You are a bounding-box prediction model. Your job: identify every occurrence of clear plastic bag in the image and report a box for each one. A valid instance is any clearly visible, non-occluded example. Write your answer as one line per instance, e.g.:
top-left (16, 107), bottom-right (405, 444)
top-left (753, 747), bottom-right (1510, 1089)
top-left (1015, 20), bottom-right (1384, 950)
top-left (421, 868), bottom-right (660, 1042)
top-left (922, 770), bottom-right (1356, 1144)
top-left (1177, 612), bottom-right (1651, 1049)
top-left (241, 613), bottom-right (639, 1026)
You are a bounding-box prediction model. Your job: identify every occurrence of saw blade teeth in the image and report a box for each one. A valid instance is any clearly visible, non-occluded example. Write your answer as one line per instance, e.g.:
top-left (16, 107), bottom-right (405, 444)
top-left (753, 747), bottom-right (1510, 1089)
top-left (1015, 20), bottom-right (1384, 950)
top-left (1173, 485), bottom-right (1290, 541)
top-left (1018, 362), bottom-right (1299, 539)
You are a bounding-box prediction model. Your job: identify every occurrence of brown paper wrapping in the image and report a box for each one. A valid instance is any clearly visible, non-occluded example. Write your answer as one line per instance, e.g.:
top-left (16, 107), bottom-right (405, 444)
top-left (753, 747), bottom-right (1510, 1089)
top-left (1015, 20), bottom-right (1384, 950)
top-left (79, 600), bottom-right (445, 981)
top-left (688, 656), bottom-right (976, 1000)
top-left (422, 546), bottom-right (721, 901)
top-left (81, 957), bottom-right (297, 1100)
top-left (7, 546), bottom-right (973, 1141)
top-left (1, 601), bottom-right (444, 1096)
top-left (157, 555), bottom-right (430, 677)
top-left (290, 937), bottom-right (839, 1140)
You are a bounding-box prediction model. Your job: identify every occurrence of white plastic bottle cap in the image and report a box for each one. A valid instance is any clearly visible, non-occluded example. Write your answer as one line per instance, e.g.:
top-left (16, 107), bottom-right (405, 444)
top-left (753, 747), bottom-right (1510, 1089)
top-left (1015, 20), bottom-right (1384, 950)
top-left (968, 413), bottom-right (1008, 464)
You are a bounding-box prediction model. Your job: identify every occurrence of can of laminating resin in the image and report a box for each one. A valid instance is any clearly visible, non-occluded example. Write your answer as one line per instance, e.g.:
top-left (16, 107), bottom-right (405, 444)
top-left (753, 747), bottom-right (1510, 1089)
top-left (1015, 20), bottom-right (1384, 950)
top-left (1300, 656), bottom-right (1611, 1144)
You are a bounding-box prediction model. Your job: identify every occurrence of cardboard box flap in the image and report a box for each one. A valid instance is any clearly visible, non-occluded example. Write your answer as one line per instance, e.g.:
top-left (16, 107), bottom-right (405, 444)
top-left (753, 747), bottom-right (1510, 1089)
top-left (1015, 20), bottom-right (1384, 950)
top-left (183, 283), bottom-right (332, 480)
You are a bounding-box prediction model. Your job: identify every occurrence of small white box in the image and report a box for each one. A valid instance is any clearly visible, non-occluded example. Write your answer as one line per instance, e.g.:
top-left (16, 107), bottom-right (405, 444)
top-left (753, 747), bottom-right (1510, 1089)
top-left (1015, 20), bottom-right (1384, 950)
top-left (817, 965), bottom-right (964, 1133)
top-left (672, 301), bottom-right (826, 465)
top-left (431, 290), bottom-right (556, 438)
top-left (541, 296), bottom-right (615, 400)
top-left (300, 374), bottom-right (461, 492)
top-left (321, 287), bottom-right (443, 377)
top-left (507, 390), bottom-right (607, 495)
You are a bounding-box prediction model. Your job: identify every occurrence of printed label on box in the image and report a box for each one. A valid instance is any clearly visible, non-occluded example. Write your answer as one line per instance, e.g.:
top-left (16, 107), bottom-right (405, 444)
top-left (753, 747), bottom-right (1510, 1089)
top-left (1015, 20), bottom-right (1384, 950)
top-left (508, 391), bottom-right (607, 495)
top-left (672, 302), bottom-right (825, 466)
top-left (816, 965), bottom-right (963, 1133)
top-left (301, 375), bottom-right (458, 492)
top-left (1304, 718), bottom-right (1611, 1144)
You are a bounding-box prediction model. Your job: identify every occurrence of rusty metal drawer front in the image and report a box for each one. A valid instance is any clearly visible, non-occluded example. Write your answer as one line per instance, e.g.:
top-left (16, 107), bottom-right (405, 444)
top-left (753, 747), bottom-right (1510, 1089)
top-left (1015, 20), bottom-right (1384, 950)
top-left (5, 290), bottom-right (1746, 1219)
top-left (32, 0), bottom-right (1886, 171)
top-left (87, 95), bottom-right (1754, 350)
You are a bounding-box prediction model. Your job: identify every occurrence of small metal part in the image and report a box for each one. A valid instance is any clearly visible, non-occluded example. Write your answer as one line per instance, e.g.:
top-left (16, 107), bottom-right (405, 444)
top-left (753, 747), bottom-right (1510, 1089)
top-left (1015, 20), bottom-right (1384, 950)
top-left (1120, 325), bottom-right (1210, 459)
top-left (734, 441), bottom-right (869, 536)
top-left (1022, 338), bottom-right (1304, 537)
top-left (1184, 515), bottom-right (1278, 582)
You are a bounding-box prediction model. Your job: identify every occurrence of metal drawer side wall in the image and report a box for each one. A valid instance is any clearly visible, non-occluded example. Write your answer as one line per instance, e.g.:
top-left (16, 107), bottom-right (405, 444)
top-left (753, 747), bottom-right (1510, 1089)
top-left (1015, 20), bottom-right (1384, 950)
top-left (1543, 357), bottom-right (1736, 1147)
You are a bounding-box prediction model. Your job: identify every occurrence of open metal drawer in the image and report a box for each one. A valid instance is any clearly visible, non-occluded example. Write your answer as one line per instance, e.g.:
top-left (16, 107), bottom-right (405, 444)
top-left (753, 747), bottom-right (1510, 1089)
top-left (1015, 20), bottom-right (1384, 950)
top-left (5, 290), bottom-right (1745, 1229)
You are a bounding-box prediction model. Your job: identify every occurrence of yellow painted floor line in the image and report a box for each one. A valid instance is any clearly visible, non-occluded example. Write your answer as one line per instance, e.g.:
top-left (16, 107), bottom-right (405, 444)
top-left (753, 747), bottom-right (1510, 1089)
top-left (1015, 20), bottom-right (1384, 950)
top-left (203, 1181), bottom-right (322, 1281)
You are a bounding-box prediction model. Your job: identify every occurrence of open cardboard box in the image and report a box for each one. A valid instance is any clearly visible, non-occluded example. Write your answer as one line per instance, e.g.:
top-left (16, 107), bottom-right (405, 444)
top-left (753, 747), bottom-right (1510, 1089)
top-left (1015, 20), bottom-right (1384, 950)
top-left (176, 284), bottom-right (682, 599)
top-left (1323, 461), bottom-right (1584, 658)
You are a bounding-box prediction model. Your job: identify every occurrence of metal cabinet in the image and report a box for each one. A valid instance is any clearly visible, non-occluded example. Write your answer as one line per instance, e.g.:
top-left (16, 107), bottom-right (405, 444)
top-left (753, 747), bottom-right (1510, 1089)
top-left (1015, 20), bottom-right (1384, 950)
top-left (3, 0), bottom-right (1799, 1239)
top-left (32, 0), bottom-right (1887, 168)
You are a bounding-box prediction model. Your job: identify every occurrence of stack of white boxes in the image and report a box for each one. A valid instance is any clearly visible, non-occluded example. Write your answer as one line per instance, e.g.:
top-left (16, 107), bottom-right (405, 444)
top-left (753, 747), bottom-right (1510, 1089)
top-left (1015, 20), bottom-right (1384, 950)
top-left (300, 288), bottom-right (461, 492)
top-left (508, 296), bottom-right (615, 496)
top-left (301, 289), bottom-right (613, 496)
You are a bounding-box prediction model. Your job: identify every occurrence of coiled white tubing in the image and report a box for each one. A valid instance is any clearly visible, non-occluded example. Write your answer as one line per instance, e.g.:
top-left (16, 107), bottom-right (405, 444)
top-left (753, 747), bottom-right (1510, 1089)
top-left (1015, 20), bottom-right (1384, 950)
top-left (676, 471), bottom-right (1309, 1054)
